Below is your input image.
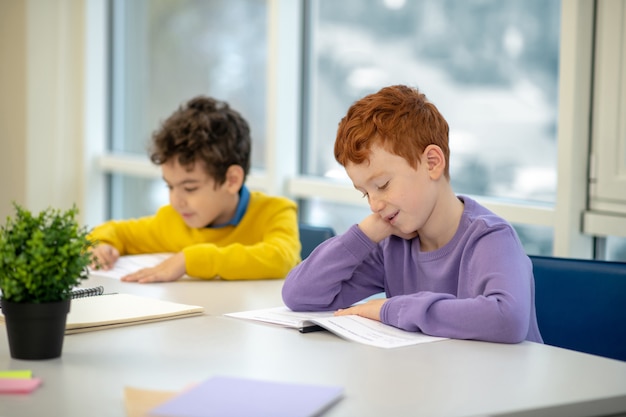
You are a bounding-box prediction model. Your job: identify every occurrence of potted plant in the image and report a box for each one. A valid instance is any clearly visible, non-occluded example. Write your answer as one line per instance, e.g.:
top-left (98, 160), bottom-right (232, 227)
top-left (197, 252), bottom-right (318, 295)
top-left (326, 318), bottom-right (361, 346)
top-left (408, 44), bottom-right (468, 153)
top-left (0, 202), bottom-right (94, 360)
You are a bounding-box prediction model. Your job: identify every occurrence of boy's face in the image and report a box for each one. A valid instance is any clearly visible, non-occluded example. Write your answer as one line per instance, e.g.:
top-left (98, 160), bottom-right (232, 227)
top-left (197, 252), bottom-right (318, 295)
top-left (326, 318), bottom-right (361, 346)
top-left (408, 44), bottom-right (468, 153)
top-left (346, 144), bottom-right (439, 236)
top-left (162, 159), bottom-right (238, 228)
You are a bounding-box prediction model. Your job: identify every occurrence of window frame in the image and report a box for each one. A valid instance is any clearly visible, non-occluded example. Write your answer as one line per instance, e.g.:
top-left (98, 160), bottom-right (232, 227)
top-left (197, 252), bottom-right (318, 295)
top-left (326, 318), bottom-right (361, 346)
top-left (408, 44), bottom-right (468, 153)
top-left (584, 0), bottom-right (626, 240)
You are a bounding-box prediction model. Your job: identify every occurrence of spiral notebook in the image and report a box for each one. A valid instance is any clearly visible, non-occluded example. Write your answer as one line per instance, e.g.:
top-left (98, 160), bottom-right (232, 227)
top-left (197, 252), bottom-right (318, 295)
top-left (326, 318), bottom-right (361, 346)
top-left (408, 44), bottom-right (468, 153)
top-left (0, 291), bottom-right (205, 334)
top-left (0, 286), bottom-right (106, 304)
top-left (71, 286), bottom-right (105, 299)
top-left (64, 293), bottom-right (204, 334)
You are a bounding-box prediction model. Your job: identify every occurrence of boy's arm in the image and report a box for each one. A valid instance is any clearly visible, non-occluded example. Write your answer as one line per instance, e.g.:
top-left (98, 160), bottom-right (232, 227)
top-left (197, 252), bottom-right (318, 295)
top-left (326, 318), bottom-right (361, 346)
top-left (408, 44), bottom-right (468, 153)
top-left (282, 225), bottom-right (386, 311)
top-left (183, 202), bottom-right (300, 280)
top-left (87, 210), bottom-right (170, 255)
top-left (381, 227), bottom-right (533, 344)
top-left (87, 207), bottom-right (181, 274)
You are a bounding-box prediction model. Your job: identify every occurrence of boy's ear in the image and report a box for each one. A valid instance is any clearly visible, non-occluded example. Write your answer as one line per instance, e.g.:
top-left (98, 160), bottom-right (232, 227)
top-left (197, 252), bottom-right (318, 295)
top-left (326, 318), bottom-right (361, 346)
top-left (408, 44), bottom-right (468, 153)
top-left (224, 165), bottom-right (245, 192)
top-left (424, 145), bottom-right (446, 180)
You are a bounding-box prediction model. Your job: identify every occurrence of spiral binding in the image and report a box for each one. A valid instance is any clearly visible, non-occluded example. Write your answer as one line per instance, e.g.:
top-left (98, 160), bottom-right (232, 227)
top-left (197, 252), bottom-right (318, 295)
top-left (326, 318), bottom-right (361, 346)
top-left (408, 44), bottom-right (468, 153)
top-left (70, 286), bottom-right (105, 299)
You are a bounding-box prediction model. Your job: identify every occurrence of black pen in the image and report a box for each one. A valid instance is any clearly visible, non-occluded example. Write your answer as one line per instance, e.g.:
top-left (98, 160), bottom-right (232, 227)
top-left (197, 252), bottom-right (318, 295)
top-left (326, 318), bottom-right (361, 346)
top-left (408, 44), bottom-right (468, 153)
top-left (299, 324), bottom-right (326, 333)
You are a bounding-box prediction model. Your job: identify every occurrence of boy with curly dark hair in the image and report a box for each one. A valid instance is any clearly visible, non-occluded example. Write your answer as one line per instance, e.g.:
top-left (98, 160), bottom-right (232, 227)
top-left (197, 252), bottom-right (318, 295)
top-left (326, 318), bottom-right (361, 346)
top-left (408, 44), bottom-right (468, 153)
top-left (89, 96), bottom-right (300, 282)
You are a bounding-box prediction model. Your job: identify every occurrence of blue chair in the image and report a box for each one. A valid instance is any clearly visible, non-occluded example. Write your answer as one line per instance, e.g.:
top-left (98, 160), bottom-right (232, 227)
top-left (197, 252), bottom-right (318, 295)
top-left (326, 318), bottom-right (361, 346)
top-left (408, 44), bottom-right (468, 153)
top-left (298, 224), bottom-right (335, 260)
top-left (530, 255), bottom-right (626, 361)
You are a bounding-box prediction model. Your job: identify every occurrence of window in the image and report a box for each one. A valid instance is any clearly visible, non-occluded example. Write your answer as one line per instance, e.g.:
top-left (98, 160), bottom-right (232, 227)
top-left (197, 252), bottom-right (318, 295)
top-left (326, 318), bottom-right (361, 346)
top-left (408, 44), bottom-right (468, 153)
top-left (109, 0), bottom-right (268, 219)
top-left (303, 0), bottom-right (560, 202)
top-left (300, 0), bottom-right (560, 254)
top-left (99, 0), bottom-right (626, 260)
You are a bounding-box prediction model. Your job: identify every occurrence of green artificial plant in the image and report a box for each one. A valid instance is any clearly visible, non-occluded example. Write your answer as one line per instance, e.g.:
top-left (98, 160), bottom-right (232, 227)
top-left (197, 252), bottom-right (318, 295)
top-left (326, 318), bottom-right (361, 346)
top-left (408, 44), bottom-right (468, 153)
top-left (0, 203), bottom-right (95, 303)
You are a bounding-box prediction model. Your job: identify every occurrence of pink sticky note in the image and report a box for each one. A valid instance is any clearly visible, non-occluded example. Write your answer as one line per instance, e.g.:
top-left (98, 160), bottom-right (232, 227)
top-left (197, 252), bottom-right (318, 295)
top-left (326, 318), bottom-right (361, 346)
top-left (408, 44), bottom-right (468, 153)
top-left (0, 378), bottom-right (42, 394)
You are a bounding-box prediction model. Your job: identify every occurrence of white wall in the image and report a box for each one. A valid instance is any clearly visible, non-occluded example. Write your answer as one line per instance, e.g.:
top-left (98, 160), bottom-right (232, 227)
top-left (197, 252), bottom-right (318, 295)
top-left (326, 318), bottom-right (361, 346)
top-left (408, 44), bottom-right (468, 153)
top-left (0, 0), bottom-right (86, 222)
top-left (0, 0), bottom-right (28, 220)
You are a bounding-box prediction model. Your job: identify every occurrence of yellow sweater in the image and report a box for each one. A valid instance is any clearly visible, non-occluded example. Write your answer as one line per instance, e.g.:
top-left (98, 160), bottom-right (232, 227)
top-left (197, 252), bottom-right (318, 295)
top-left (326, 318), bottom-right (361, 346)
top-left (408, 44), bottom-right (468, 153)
top-left (87, 192), bottom-right (300, 280)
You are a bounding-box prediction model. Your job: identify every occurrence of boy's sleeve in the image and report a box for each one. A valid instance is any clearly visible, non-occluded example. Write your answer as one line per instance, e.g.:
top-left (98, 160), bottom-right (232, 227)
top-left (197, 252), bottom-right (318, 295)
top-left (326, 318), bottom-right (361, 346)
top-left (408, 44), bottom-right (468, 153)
top-left (282, 225), bottom-right (386, 310)
top-left (380, 226), bottom-right (533, 344)
top-left (87, 218), bottom-right (151, 254)
top-left (183, 198), bottom-right (300, 280)
top-left (87, 207), bottom-right (175, 255)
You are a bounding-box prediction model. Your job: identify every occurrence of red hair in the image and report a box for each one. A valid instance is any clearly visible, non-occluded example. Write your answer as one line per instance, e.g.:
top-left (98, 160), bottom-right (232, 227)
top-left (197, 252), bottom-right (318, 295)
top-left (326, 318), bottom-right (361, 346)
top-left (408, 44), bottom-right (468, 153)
top-left (334, 85), bottom-right (450, 178)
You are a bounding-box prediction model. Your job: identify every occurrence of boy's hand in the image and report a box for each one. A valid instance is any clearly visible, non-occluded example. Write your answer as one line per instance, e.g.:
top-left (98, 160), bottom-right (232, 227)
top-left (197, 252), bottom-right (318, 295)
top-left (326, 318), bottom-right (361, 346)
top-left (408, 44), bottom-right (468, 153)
top-left (334, 298), bottom-right (387, 322)
top-left (121, 252), bottom-right (186, 283)
top-left (90, 244), bottom-right (120, 270)
top-left (358, 213), bottom-right (418, 243)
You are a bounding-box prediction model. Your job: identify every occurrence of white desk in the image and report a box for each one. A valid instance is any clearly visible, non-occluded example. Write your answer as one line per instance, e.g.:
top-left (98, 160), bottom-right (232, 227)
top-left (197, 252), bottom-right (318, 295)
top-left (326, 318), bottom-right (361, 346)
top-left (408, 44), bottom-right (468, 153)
top-left (1, 274), bottom-right (626, 417)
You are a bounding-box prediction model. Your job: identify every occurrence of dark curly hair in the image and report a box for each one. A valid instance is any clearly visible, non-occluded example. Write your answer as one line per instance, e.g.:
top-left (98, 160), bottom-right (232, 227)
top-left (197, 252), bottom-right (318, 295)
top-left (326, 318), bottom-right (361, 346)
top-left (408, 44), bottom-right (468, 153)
top-left (150, 96), bottom-right (251, 187)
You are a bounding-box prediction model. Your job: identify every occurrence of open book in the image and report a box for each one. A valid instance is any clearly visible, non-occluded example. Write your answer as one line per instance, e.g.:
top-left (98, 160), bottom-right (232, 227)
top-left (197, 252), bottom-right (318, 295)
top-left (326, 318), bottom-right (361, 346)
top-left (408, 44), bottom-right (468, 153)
top-left (88, 253), bottom-right (173, 280)
top-left (65, 293), bottom-right (204, 334)
top-left (225, 306), bottom-right (447, 349)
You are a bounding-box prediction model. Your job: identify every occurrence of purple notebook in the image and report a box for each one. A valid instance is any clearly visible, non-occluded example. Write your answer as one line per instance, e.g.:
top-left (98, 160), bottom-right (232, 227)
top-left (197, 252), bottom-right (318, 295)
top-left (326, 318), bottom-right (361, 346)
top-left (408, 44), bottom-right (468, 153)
top-left (148, 375), bottom-right (343, 417)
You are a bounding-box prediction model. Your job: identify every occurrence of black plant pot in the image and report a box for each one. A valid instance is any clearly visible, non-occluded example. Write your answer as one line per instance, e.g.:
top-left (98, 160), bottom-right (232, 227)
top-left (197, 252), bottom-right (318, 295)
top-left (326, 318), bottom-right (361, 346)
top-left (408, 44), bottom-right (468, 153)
top-left (1, 298), bottom-right (70, 360)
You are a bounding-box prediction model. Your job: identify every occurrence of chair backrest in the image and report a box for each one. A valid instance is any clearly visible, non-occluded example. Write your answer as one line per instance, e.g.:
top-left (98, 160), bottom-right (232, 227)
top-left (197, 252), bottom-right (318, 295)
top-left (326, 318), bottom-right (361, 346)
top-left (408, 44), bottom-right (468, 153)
top-left (530, 255), bottom-right (626, 361)
top-left (298, 224), bottom-right (336, 260)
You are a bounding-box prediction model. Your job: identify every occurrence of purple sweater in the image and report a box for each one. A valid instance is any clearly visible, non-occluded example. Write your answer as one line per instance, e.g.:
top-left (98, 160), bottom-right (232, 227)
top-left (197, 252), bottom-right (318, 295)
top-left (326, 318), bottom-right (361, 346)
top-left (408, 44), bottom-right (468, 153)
top-left (282, 196), bottom-right (543, 344)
